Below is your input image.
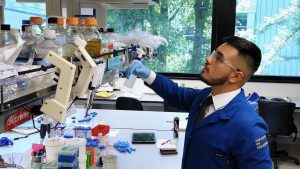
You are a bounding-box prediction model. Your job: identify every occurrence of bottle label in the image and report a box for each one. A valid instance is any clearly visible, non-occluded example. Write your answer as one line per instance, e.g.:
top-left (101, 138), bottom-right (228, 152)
top-left (36, 41), bottom-right (61, 58)
top-left (56, 36), bottom-right (66, 44)
top-left (36, 46), bottom-right (57, 54)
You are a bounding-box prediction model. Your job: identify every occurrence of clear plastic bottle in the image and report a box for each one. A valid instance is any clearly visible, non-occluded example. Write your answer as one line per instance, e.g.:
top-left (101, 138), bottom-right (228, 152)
top-left (101, 28), bottom-right (114, 53)
top-left (57, 17), bottom-right (66, 43)
top-left (95, 144), bottom-right (106, 166)
top-left (0, 24), bottom-right (17, 47)
top-left (62, 17), bottom-right (84, 60)
top-left (82, 18), bottom-right (102, 57)
top-left (18, 24), bottom-right (36, 65)
top-left (47, 17), bottom-right (58, 30)
top-left (35, 29), bottom-right (62, 58)
top-left (47, 17), bottom-right (66, 45)
top-left (30, 16), bottom-right (44, 38)
top-left (82, 18), bottom-right (101, 41)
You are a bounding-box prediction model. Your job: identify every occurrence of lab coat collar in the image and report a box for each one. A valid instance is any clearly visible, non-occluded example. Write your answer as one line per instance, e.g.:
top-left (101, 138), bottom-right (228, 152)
top-left (193, 89), bottom-right (247, 130)
top-left (212, 88), bottom-right (241, 111)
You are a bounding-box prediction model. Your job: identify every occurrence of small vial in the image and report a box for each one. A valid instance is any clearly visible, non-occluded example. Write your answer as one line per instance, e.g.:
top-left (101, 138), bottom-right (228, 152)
top-left (95, 144), bottom-right (106, 163)
top-left (86, 127), bottom-right (92, 138)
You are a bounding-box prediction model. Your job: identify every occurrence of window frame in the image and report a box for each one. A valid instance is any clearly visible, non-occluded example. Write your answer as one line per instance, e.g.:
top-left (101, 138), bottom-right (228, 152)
top-left (161, 0), bottom-right (300, 83)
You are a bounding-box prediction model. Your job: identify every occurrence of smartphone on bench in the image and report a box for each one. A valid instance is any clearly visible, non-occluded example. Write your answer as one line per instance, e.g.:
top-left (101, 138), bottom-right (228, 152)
top-left (132, 132), bottom-right (156, 144)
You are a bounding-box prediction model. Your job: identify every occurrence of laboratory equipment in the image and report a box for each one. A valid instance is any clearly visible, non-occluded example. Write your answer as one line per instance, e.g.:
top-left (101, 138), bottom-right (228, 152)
top-left (63, 17), bottom-right (84, 60)
top-left (44, 137), bottom-right (65, 163)
top-left (40, 51), bottom-right (76, 122)
top-left (47, 17), bottom-right (66, 45)
top-left (36, 30), bottom-right (62, 58)
top-left (71, 37), bottom-right (97, 100)
top-left (82, 18), bottom-right (102, 58)
top-left (18, 24), bottom-right (36, 65)
top-left (30, 17), bottom-right (44, 38)
top-left (0, 24), bottom-right (17, 47)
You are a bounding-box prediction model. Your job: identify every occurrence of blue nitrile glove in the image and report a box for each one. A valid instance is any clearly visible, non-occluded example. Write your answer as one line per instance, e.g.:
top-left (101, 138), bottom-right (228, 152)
top-left (114, 141), bottom-right (136, 153)
top-left (0, 137), bottom-right (13, 147)
top-left (125, 60), bottom-right (151, 79)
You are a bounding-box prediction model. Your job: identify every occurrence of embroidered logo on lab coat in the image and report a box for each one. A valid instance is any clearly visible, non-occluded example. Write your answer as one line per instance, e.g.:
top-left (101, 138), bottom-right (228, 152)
top-left (255, 134), bottom-right (268, 149)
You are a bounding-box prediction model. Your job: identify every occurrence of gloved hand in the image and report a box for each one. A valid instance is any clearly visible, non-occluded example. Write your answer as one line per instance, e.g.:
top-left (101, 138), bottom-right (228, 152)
top-left (125, 60), bottom-right (151, 79)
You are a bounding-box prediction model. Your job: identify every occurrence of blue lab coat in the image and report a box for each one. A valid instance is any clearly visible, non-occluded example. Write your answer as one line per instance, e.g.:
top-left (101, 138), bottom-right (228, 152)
top-left (148, 74), bottom-right (272, 169)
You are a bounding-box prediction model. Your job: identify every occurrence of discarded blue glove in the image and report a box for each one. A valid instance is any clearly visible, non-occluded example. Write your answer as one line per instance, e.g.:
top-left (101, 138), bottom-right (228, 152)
top-left (114, 141), bottom-right (136, 153)
top-left (125, 60), bottom-right (150, 79)
top-left (0, 137), bottom-right (13, 147)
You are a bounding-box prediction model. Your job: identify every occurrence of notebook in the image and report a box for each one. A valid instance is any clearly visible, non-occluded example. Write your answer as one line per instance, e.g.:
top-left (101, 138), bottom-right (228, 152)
top-left (156, 139), bottom-right (177, 150)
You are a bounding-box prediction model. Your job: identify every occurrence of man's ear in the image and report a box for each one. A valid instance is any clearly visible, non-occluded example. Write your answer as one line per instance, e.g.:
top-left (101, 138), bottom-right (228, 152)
top-left (229, 71), bottom-right (244, 83)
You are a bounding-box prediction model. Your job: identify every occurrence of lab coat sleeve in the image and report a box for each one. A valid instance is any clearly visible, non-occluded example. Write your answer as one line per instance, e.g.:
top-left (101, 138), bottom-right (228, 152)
top-left (232, 121), bottom-right (272, 169)
top-left (147, 74), bottom-right (197, 112)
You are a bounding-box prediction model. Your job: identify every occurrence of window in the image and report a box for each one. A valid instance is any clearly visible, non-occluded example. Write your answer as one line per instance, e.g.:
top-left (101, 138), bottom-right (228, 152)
top-left (4, 0), bottom-right (46, 30)
top-left (236, 13), bottom-right (247, 31)
top-left (235, 0), bottom-right (300, 77)
top-left (107, 0), bottom-right (213, 74)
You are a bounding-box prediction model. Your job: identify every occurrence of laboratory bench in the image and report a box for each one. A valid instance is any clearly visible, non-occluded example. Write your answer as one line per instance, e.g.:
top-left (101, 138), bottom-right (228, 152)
top-left (0, 109), bottom-right (187, 169)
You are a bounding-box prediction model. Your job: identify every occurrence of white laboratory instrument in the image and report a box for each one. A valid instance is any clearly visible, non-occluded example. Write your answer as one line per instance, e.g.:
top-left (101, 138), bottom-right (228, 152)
top-left (40, 51), bottom-right (76, 122)
top-left (71, 37), bottom-right (97, 99)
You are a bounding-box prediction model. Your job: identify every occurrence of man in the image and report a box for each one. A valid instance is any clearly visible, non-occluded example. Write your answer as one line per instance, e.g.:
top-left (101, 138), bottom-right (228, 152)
top-left (125, 36), bottom-right (272, 169)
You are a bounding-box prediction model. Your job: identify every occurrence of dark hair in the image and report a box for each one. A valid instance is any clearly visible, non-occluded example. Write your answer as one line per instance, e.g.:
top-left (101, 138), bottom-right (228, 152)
top-left (223, 36), bottom-right (261, 73)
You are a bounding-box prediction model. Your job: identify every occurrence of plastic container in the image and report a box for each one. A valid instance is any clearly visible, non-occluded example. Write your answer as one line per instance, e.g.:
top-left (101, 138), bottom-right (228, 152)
top-left (18, 24), bottom-right (36, 65)
top-left (0, 24), bottom-right (17, 47)
top-left (35, 29), bottom-right (62, 58)
top-left (82, 18), bottom-right (101, 41)
top-left (44, 137), bottom-right (65, 162)
top-left (82, 18), bottom-right (102, 57)
top-left (62, 17), bottom-right (84, 60)
top-left (101, 28), bottom-right (114, 53)
top-left (65, 138), bottom-right (86, 159)
top-left (31, 155), bottom-right (44, 169)
top-left (30, 16), bottom-right (44, 38)
top-left (124, 74), bottom-right (137, 88)
top-left (65, 17), bottom-right (84, 40)
top-left (79, 155), bottom-right (87, 169)
top-left (63, 121), bottom-right (76, 139)
top-left (47, 17), bottom-right (66, 45)
top-left (102, 155), bottom-right (117, 169)
top-left (95, 144), bottom-right (106, 163)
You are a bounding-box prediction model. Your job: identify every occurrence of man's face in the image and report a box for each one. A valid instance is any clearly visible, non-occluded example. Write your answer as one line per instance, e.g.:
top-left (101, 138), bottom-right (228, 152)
top-left (200, 43), bottom-right (244, 86)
